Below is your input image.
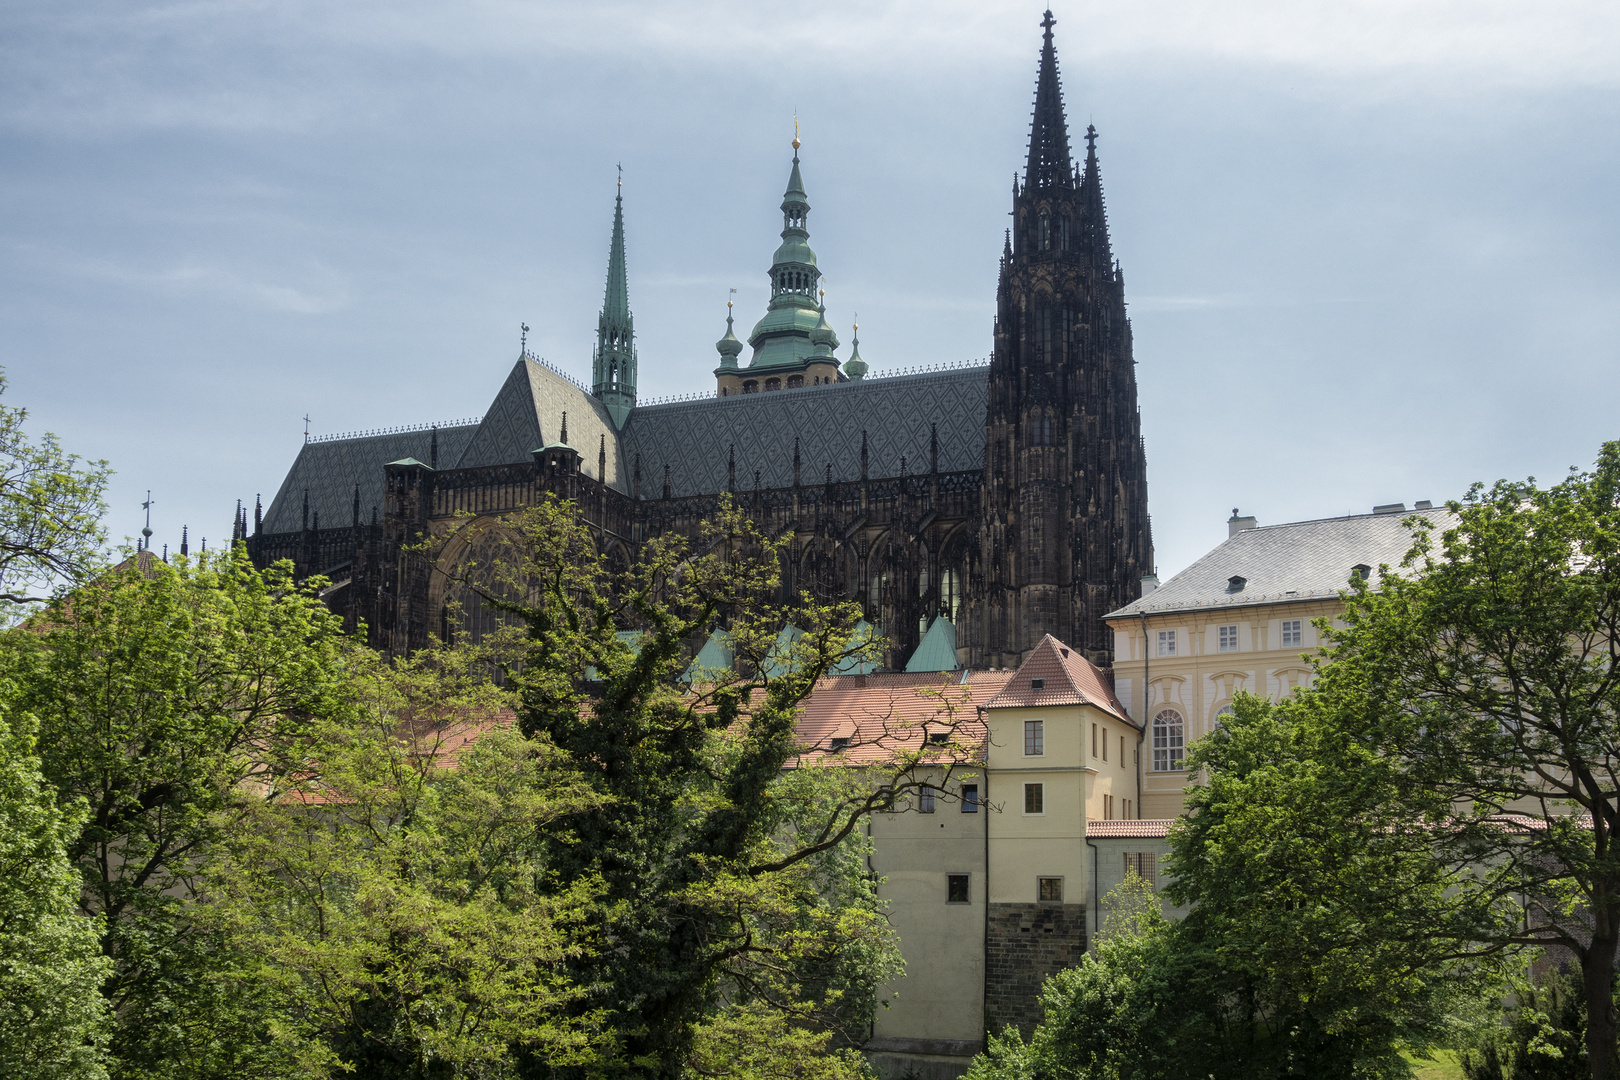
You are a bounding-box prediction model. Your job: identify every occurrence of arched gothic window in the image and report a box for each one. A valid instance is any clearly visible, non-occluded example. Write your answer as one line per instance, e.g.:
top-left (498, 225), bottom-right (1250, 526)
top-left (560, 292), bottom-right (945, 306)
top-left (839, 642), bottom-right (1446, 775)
top-left (1152, 709), bottom-right (1185, 772)
top-left (1038, 210), bottom-right (1051, 251)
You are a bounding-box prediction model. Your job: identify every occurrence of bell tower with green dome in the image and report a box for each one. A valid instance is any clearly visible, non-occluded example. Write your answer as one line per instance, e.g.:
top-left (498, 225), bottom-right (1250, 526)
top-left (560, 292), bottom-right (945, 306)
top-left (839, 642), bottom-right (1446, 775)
top-left (593, 178), bottom-right (636, 428)
top-left (716, 126), bottom-right (847, 397)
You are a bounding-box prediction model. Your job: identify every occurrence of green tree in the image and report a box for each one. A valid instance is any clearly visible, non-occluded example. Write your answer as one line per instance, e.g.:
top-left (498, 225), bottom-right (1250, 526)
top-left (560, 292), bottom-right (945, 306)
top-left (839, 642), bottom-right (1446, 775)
top-left (0, 370), bottom-right (110, 613)
top-left (6, 548), bottom-right (357, 1079)
top-left (1286, 442), bottom-right (1620, 1079)
top-left (0, 692), bottom-right (110, 1079)
top-left (455, 495), bottom-right (945, 1078)
top-left (210, 641), bottom-right (609, 1079)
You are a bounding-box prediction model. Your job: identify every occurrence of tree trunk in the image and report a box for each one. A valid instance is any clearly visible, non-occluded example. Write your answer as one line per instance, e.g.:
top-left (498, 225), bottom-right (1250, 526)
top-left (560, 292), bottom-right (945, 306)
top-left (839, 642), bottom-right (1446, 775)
top-left (1585, 925), bottom-right (1620, 1080)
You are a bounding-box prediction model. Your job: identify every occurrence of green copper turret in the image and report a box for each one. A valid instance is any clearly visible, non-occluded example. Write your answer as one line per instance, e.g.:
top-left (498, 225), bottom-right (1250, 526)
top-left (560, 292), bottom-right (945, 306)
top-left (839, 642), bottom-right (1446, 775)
top-left (745, 138), bottom-right (832, 371)
top-left (592, 182), bottom-right (636, 428)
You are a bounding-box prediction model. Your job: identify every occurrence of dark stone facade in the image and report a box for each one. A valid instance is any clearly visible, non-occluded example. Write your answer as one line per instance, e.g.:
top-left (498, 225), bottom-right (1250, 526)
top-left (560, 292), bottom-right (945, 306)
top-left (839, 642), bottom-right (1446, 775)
top-left (244, 11), bottom-right (1150, 676)
top-left (984, 902), bottom-right (1089, 1037)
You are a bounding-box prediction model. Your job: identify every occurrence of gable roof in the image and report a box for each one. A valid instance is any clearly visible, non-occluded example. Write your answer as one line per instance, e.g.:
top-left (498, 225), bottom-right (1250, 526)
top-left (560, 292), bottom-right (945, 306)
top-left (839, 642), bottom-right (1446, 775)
top-left (619, 366), bottom-right (988, 497)
top-left (1106, 507), bottom-right (1457, 619)
top-left (984, 633), bottom-right (1131, 724)
top-left (454, 359), bottom-right (628, 491)
top-left (905, 616), bottom-right (960, 672)
top-left (262, 424), bottom-right (480, 534)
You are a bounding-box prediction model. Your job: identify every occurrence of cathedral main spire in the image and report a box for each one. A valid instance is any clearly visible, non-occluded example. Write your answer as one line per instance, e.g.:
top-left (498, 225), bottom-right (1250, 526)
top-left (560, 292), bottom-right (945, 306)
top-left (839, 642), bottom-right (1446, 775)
top-left (592, 173), bottom-right (637, 429)
top-left (1024, 10), bottom-right (1075, 191)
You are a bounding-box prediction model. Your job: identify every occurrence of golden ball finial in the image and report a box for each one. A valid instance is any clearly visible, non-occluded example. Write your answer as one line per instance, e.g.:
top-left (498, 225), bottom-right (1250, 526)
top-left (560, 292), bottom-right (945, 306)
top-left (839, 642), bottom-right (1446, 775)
top-left (792, 113), bottom-right (801, 151)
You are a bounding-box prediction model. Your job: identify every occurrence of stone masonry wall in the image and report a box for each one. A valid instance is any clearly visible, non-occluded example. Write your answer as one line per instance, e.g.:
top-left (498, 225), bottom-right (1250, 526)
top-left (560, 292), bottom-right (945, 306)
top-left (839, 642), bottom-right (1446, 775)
top-left (984, 902), bottom-right (1087, 1037)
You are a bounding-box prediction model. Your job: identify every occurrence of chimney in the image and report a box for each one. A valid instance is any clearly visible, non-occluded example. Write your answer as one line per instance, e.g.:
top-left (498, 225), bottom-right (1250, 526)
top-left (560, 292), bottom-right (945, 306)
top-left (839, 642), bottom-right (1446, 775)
top-left (1228, 508), bottom-right (1258, 538)
top-left (1373, 503), bottom-right (1406, 516)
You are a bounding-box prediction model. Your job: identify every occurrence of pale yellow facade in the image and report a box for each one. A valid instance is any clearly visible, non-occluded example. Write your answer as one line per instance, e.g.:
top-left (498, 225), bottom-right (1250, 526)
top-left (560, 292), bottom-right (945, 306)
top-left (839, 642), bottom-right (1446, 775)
top-left (1107, 597), bottom-right (1338, 819)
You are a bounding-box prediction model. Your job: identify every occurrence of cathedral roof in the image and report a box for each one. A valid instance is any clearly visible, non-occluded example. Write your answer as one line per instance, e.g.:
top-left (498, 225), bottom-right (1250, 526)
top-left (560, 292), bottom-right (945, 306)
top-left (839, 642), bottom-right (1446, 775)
top-left (455, 359), bottom-right (628, 490)
top-left (261, 424), bottom-right (480, 534)
top-left (620, 365), bottom-right (988, 498)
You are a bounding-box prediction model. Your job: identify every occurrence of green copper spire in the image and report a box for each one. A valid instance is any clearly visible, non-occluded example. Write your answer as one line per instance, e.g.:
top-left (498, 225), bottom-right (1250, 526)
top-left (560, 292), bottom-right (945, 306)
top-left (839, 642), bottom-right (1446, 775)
top-left (745, 129), bottom-right (826, 371)
top-left (843, 317), bottom-right (867, 381)
top-left (715, 298), bottom-right (743, 368)
top-left (592, 175), bottom-right (636, 429)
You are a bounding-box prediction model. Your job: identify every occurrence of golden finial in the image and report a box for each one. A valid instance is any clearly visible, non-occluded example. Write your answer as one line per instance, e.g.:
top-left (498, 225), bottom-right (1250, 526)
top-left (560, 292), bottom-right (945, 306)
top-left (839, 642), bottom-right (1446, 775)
top-left (854, 311), bottom-right (859, 331)
top-left (792, 112), bottom-right (801, 151)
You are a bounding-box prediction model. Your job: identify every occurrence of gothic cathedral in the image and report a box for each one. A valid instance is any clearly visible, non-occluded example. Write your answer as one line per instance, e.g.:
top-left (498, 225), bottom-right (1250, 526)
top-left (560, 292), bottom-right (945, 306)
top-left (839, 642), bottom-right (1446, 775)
top-left (244, 11), bottom-right (1154, 671)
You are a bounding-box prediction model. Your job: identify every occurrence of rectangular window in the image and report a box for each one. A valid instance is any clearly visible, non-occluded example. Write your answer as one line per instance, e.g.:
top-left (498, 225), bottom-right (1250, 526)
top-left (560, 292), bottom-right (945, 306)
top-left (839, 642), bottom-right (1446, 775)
top-left (1157, 629), bottom-right (1176, 656)
top-left (1024, 720), bottom-right (1044, 756)
top-left (1125, 852), bottom-right (1157, 888)
top-left (1038, 876), bottom-right (1063, 902)
top-left (1218, 624), bottom-right (1239, 652)
top-left (1091, 723), bottom-right (1097, 757)
top-left (1120, 736), bottom-right (1126, 768)
top-left (1103, 793), bottom-right (1114, 820)
top-left (1123, 798), bottom-right (1132, 819)
top-left (1102, 727), bottom-right (1108, 761)
top-left (1281, 619), bottom-right (1303, 647)
top-left (961, 784), bottom-right (979, 813)
top-left (947, 873), bottom-right (970, 903)
top-left (1024, 783), bottom-right (1044, 815)
top-left (919, 785), bottom-right (935, 814)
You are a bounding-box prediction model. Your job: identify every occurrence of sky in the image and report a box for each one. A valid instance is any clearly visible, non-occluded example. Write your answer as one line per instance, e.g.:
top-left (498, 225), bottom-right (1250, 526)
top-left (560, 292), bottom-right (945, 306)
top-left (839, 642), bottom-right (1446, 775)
top-left (2, 0), bottom-right (1617, 579)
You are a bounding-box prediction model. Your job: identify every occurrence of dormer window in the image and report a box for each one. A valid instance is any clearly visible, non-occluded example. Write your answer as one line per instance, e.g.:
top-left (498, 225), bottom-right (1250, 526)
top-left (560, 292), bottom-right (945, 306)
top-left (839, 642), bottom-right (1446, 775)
top-left (1227, 575), bottom-right (1247, 592)
top-left (1350, 563), bottom-right (1372, 582)
top-left (927, 731), bottom-right (949, 746)
top-left (1031, 677), bottom-right (1045, 690)
top-left (829, 737), bottom-right (850, 752)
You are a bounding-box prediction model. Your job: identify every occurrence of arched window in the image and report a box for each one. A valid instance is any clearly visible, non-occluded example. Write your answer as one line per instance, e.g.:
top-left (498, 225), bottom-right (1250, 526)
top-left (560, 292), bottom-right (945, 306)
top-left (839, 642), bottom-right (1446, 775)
top-left (1152, 709), bottom-right (1185, 772)
top-left (787, 374), bottom-right (804, 388)
top-left (1213, 705), bottom-right (1234, 730)
top-left (1060, 213), bottom-right (1070, 250)
top-left (743, 381), bottom-right (759, 394)
top-left (765, 377), bottom-right (781, 392)
top-left (1038, 210), bottom-right (1051, 251)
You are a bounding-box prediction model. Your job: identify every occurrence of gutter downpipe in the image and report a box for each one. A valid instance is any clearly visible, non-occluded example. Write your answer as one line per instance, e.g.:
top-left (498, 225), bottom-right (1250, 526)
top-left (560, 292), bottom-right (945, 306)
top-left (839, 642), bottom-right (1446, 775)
top-left (1137, 609), bottom-right (1149, 820)
top-left (1086, 831), bottom-right (1101, 953)
top-left (980, 703), bottom-right (990, 1048)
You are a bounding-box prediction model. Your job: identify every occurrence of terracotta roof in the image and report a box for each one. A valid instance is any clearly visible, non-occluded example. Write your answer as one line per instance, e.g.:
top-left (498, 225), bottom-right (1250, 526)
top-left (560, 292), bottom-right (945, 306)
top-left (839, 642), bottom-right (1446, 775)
top-left (982, 634), bottom-right (1132, 724)
top-left (1087, 819), bottom-right (1173, 838)
top-left (788, 670), bottom-right (1015, 766)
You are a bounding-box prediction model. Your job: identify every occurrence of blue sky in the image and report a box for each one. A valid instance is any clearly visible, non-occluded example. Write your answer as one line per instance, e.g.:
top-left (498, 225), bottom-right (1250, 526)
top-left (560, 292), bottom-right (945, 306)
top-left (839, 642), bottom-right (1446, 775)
top-left (3, 0), bottom-right (1617, 577)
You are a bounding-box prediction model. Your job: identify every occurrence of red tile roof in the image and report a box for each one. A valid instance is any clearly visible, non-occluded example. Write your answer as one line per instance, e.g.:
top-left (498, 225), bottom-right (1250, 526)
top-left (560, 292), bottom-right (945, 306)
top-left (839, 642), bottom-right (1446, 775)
top-left (983, 634), bottom-right (1132, 724)
top-left (788, 670), bottom-right (1015, 766)
top-left (1087, 819), bottom-right (1173, 838)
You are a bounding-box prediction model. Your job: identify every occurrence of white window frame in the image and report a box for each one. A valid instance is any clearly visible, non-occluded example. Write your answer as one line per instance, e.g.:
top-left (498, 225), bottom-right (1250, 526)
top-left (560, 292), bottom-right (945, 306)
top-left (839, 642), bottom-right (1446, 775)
top-left (1280, 619), bottom-right (1304, 647)
top-left (1156, 629), bottom-right (1177, 657)
top-left (1218, 624), bottom-right (1240, 652)
top-left (918, 785), bottom-right (935, 814)
top-left (1152, 709), bottom-right (1185, 773)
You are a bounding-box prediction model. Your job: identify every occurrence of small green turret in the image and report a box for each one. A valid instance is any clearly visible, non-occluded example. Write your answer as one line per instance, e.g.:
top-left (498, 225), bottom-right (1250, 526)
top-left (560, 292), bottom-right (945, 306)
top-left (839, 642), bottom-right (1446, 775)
top-left (844, 318), bottom-right (868, 381)
top-left (715, 299), bottom-right (743, 369)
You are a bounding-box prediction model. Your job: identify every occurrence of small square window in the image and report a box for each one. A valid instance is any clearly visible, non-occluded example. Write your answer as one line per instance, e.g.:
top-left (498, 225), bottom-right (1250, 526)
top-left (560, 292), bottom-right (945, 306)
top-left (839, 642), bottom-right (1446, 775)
top-left (1125, 852), bottom-right (1157, 888)
top-left (961, 784), bottom-right (979, 813)
top-left (1030, 677), bottom-right (1045, 690)
top-left (1024, 783), bottom-right (1044, 814)
top-left (1218, 625), bottom-right (1239, 652)
top-left (947, 873), bottom-right (970, 903)
top-left (1038, 876), bottom-right (1063, 902)
top-left (919, 785), bottom-right (935, 814)
top-left (1281, 619), bottom-right (1303, 647)
top-left (1024, 720), bottom-right (1044, 756)
top-left (1156, 629), bottom-right (1176, 656)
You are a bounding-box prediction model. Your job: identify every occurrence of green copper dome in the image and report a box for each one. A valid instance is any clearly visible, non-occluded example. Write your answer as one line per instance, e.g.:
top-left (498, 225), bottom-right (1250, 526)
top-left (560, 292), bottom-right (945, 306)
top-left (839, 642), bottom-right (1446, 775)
top-left (844, 321), bottom-right (868, 380)
top-left (715, 305), bottom-right (743, 369)
top-left (809, 299), bottom-right (840, 359)
top-left (746, 146), bottom-right (825, 372)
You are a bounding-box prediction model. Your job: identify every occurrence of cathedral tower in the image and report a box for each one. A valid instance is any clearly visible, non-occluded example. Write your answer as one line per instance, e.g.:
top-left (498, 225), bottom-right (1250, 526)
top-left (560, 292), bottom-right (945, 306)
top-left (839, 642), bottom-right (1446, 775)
top-left (593, 179), bottom-right (637, 428)
top-left (968, 10), bottom-right (1153, 668)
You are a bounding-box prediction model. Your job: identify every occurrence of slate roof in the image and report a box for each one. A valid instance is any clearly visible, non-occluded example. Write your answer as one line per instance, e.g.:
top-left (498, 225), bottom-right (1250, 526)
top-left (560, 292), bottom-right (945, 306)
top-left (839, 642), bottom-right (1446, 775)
top-left (983, 633), bottom-right (1132, 724)
top-left (262, 425), bottom-right (480, 534)
top-left (454, 360), bottom-right (627, 491)
top-left (619, 366), bottom-right (988, 497)
top-left (1106, 507), bottom-right (1458, 619)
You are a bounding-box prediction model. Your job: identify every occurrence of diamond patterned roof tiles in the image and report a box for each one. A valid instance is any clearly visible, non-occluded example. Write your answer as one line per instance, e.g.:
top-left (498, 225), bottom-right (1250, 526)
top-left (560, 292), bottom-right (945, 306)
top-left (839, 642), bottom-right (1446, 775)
top-left (455, 360), bottom-right (627, 490)
top-left (262, 425), bottom-right (480, 534)
top-left (620, 367), bottom-right (988, 497)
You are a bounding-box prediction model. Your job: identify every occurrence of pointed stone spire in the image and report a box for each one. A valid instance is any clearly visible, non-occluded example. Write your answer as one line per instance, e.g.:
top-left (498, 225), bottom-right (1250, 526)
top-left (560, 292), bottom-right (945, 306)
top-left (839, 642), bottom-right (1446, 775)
top-left (592, 173), bottom-right (637, 428)
top-left (180, 525), bottom-right (189, 556)
top-left (254, 494), bottom-right (262, 536)
top-left (352, 485), bottom-right (361, 527)
top-left (1078, 123), bottom-right (1114, 269)
top-left (1024, 10), bottom-right (1075, 191)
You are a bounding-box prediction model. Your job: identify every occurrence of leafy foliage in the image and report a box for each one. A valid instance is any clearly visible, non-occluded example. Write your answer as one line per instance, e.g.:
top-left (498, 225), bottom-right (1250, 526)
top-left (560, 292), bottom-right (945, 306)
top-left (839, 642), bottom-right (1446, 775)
top-left (0, 694), bottom-right (110, 1080)
top-left (0, 370), bottom-right (109, 613)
